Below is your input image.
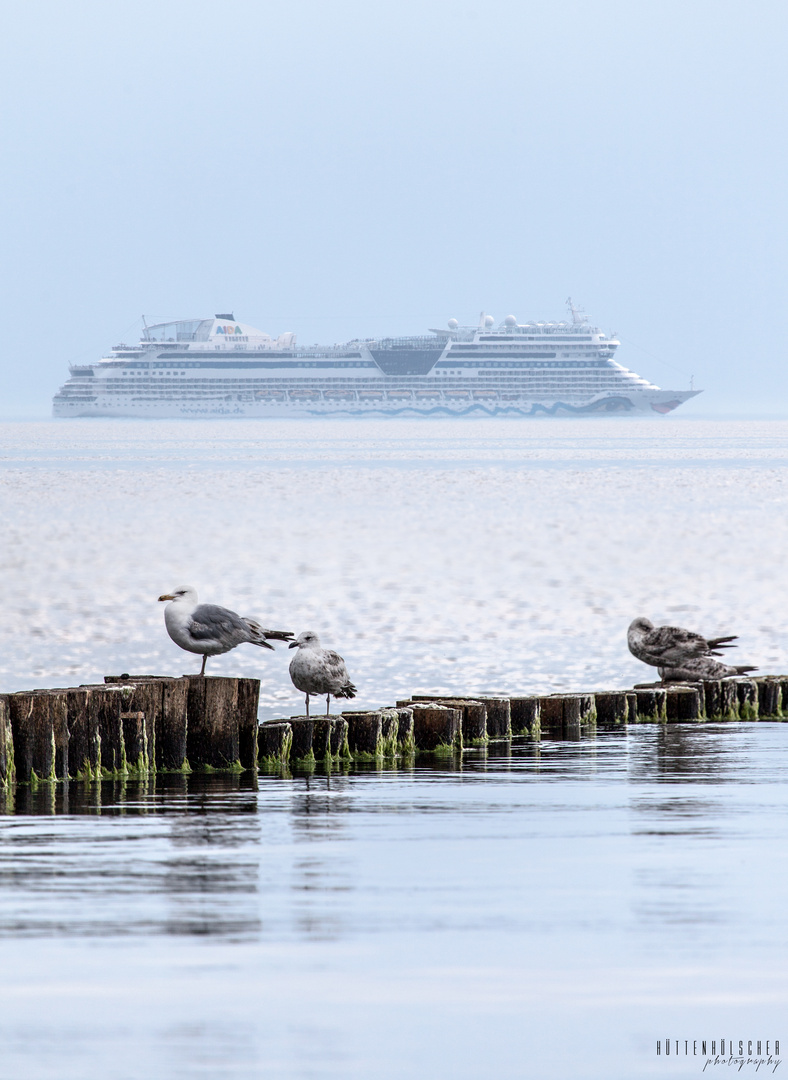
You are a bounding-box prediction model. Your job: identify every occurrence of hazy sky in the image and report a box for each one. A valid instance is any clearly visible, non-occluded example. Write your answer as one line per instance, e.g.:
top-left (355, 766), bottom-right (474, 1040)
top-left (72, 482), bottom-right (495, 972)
top-left (1, 0), bottom-right (785, 415)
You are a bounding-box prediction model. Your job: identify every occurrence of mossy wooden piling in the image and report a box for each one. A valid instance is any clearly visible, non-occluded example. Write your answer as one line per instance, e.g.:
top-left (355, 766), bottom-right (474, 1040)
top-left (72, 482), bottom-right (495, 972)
top-left (412, 697), bottom-right (488, 746)
top-left (510, 696), bottom-right (541, 737)
top-left (0, 698), bottom-right (14, 786)
top-left (343, 710), bottom-right (385, 760)
top-left (258, 721), bottom-right (293, 765)
top-left (408, 703), bottom-right (463, 753)
top-left (475, 696), bottom-right (512, 740)
top-left (185, 676), bottom-right (259, 770)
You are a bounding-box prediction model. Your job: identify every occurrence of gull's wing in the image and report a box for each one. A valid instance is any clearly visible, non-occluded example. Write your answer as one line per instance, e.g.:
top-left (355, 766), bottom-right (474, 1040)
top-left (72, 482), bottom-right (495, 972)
top-left (322, 650), bottom-right (350, 680)
top-left (639, 625), bottom-right (711, 664)
top-left (189, 603), bottom-right (251, 647)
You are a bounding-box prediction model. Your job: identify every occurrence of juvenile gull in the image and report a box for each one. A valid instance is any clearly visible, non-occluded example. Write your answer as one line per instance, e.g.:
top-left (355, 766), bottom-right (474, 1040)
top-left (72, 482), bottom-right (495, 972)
top-left (627, 616), bottom-right (739, 668)
top-left (158, 586), bottom-right (293, 674)
top-left (658, 656), bottom-right (758, 683)
top-left (288, 631), bottom-right (357, 718)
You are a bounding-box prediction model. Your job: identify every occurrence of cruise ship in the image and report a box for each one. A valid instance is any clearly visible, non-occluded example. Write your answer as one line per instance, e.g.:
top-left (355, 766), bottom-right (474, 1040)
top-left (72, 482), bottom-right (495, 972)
top-left (52, 303), bottom-right (699, 418)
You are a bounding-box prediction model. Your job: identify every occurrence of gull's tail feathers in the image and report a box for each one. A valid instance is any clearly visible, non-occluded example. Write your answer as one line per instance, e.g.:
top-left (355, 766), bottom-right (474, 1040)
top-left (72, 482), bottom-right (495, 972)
top-left (707, 635), bottom-right (738, 653)
top-left (334, 682), bottom-right (357, 700)
top-left (243, 619), bottom-right (293, 650)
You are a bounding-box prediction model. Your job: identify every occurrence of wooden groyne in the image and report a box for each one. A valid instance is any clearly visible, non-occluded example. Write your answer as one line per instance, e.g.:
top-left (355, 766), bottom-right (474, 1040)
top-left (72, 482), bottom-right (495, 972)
top-left (0, 674), bottom-right (787, 785)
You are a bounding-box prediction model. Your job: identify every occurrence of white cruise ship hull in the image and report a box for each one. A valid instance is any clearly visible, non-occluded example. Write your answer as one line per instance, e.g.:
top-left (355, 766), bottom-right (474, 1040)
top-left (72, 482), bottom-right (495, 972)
top-left (53, 388), bottom-right (699, 419)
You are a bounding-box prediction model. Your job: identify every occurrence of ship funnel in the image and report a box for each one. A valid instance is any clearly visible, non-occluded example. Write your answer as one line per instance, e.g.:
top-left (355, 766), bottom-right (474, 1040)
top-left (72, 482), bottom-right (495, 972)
top-left (215, 312), bottom-right (235, 320)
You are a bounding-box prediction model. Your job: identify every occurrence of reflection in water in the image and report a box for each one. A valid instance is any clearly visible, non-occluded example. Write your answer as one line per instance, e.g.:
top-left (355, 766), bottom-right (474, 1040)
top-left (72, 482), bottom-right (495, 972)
top-left (0, 724), bottom-right (786, 1078)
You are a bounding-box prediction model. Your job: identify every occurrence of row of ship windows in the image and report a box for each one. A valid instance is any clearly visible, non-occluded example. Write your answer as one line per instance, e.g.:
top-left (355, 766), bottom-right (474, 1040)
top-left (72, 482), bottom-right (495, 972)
top-left (100, 377), bottom-right (631, 388)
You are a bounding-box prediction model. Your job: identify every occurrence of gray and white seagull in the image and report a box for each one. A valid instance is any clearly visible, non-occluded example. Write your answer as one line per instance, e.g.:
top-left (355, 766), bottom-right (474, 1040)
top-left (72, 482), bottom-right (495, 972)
top-left (627, 616), bottom-right (756, 682)
top-left (158, 586), bottom-right (293, 674)
top-left (288, 631), bottom-right (357, 717)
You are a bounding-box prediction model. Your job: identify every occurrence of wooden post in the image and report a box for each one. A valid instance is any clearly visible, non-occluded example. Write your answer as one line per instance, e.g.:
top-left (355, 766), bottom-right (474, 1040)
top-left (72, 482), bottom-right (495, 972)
top-left (395, 707), bottom-right (415, 754)
top-left (186, 676), bottom-right (243, 769)
top-left (89, 686), bottom-right (127, 774)
top-left (410, 704), bottom-right (462, 753)
top-left (719, 679), bottom-right (740, 719)
top-left (343, 711), bottom-right (384, 759)
top-left (412, 697), bottom-right (487, 745)
top-left (701, 680), bottom-right (723, 720)
top-left (665, 687), bottom-right (702, 722)
top-left (9, 692), bottom-right (58, 783)
top-left (67, 687), bottom-right (100, 778)
top-left (735, 679), bottom-right (759, 720)
top-left (258, 722), bottom-right (293, 765)
top-left (287, 718), bottom-right (315, 761)
top-left (538, 696), bottom-right (564, 737)
top-left (155, 678), bottom-right (189, 770)
top-left (0, 696), bottom-right (15, 786)
top-left (779, 678), bottom-right (788, 719)
top-left (236, 678), bottom-right (260, 769)
top-left (755, 678), bottom-right (781, 719)
top-left (627, 692), bottom-right (638, 723)
top-left (121, 712), bottom-right (148, 772)
top-left (538, 695), bottom-right (595, 739)
top-left (330, 718), bottom-right (350, 759)
top-left (633, 689), bottom-right (667, 722)
top-left (594, 692), bottom-right (629, 728)
top-left (379, 710), bottom-right (400, 756)
top-left (509, 696), bottom-right (541, 737)
top-left (475, 697), bottom-right (511, 740)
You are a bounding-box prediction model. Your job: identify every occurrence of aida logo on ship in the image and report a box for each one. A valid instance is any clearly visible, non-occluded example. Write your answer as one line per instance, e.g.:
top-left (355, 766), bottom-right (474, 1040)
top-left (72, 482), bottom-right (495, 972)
top-left (215, 324), bottom-right (243, 335)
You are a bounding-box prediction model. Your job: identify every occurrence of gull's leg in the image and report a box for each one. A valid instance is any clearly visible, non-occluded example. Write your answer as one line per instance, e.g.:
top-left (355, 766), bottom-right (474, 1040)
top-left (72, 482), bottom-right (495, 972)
top-left (305, 693), bottom-right (310, 719)
top-left (326, 693), bottom-right (331, 717)
top-left (200, 654), bottom-right (207, 676)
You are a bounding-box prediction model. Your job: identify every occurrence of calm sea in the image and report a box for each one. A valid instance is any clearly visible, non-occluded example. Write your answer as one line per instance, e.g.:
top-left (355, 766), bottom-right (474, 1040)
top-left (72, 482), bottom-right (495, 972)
top-left (0, 416), bottom-right (786, 1078)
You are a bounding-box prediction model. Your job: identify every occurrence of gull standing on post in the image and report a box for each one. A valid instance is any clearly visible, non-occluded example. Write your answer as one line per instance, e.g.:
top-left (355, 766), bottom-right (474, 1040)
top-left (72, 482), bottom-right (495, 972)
top-left (158, 586), bottom-right (293, 674)
top-left (288, 631), bottom-right (357, 717)
top-left (627, 616), bottom-right (756, 681)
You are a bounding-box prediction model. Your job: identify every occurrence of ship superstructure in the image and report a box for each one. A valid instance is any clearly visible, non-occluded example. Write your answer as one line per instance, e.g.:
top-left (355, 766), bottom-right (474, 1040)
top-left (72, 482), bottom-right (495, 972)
top-left (52, 304), bottom-right (699, 417)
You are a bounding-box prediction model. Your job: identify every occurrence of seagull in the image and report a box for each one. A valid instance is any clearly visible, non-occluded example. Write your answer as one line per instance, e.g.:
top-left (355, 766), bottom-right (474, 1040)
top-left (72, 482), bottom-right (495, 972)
top-left (658, 656), bottom-right (758, 683)
top-left (628, 616), bottom-right (739, 668)
top-left (158, 586), bottom-right (293, 674)
top-left (288, 630), bottom-right (357, 718)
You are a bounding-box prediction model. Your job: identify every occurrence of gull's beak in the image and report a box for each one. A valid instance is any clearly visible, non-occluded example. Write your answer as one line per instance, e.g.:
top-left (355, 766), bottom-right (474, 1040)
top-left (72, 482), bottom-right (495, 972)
top-left (158, 594), bottom-right (175, 602)
top-left (288, 640), bottom-right (299, 648)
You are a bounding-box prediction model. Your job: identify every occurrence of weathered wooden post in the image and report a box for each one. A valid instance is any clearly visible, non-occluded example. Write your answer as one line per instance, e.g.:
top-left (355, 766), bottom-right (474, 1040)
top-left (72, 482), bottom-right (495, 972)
top-left (538, 696), bottom-right (564, 738)
top-left (412, 697), bottom-right (487, 745)
top-left (379, 710), bottom-right (400, 756)
top-left (594, 692), bottom-right (629, 728)
top-left (538, 695), bottom-right (595, 739)
top-left (286, 718), bottom-right (315, 762)
top-left (633, 688), bottom-right (667, 722)
top-left (329, 717), bottom-right (350, 759)
top-left (755, 678), bottom-right (781, 719)
top-left (475, 697), bottom-right (511, 740)
top-left (121, 712), bottom-right (148, 772)
top-left (0, 696), bottom-right (15, 786)
top-left (409, 704), bottom-right (462, 753)
top-left (343, 711), bottom-right (384, 759)
top-left (665, 687), bottom-right (703, 722)
top-left (258, 722), bottom-right (293, 765)
top-left (8, 691), bottom-right (63, 783)
top-left (186, 676), bottom-right (259, 769)
top-left (89, 685), bottom-right (126, 774)
top-left (394, 707), bottom-right (415, 755)
top-left (236, 678), bottom-right (259, 768)
top-left (735, 679), bottom-right (759, 720)
top-left (509, 696), bottom-right (541, 737)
